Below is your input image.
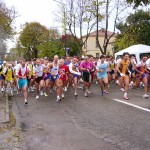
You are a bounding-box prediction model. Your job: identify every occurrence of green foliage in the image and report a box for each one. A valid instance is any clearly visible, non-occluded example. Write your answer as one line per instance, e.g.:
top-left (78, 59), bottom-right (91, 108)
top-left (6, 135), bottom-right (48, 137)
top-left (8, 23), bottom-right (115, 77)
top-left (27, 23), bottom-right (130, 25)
top-left (126, 0), bottom-right (150, 7)
top-left (114, 10), bottom-right (150, 52)
top-left (17, 20), bottom-right (81, 59)
top-left (38, 40), bottom-right (65, 58)
top-left (0, 1), bottom-right (16, 40)
top-left (19, 22), bottom-right (49, 58)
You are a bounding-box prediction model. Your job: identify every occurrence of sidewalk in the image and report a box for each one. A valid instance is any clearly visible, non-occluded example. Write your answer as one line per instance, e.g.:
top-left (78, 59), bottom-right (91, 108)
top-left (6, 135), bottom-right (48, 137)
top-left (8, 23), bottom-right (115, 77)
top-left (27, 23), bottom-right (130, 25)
top-left (0, 93), bottom-right (9, 123)
top-left (0, 93), bottom-right (21, 150)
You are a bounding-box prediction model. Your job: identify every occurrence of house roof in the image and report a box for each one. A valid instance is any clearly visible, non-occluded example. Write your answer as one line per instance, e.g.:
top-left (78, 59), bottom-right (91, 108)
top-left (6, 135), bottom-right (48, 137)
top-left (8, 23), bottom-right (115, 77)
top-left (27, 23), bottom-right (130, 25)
top-left (83, 29), bottom-right (117, 38)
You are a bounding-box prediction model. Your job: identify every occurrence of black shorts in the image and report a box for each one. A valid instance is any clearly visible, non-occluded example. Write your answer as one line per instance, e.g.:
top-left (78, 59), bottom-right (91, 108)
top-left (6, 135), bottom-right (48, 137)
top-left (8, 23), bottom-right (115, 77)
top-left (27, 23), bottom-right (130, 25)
top-left (109, 70), bottom-right (115, 75)
top-left (82, 72), bottom-right (90, 82)
top-left (1, 74), bottom-right (5, 80)
top-left (27, 75), bottom-right (33, 82)
top-left (35, 76), bottom-right (43, 84)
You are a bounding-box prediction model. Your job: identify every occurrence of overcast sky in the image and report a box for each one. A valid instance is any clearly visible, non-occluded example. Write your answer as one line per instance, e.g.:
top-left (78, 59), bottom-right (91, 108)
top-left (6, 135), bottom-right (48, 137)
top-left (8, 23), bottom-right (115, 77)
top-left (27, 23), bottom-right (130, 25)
top-left (4, 0), bottom-right (58, 48)
top-left (3, 0), bottom-right (139, 49)
top-left (4, 0), bottom-right (57, 29)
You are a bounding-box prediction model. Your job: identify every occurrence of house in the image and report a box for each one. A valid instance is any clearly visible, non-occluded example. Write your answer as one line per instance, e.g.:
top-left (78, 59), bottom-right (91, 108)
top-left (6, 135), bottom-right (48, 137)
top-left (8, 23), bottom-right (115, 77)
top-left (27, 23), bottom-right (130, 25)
top-left (82, 29), bottom-right (117, 58)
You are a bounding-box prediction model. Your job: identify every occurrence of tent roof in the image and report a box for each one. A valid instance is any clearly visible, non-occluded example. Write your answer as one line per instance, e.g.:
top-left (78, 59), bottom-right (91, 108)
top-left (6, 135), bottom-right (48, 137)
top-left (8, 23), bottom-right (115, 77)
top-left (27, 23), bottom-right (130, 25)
top-left (115, 44), bottom-right (150, 56)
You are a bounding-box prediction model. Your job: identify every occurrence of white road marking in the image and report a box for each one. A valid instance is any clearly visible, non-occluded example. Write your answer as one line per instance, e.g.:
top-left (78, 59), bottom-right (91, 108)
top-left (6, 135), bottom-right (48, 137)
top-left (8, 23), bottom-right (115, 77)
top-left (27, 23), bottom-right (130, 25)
top-left (113, 99), bottom-right (150, 113)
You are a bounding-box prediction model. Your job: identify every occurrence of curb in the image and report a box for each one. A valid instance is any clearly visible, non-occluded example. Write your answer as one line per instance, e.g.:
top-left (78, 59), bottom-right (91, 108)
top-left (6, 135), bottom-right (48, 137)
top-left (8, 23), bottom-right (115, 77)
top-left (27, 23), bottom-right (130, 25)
top-left (5, 93), bottom-right (10, 123)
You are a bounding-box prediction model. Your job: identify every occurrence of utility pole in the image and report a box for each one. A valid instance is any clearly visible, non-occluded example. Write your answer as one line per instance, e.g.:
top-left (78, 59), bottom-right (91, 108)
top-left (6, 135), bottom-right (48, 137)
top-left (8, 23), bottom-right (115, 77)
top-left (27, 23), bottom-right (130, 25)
top-left (96, 0), bottom-right (99, 52)
top-left (62, 3), bottom-right (68, 57)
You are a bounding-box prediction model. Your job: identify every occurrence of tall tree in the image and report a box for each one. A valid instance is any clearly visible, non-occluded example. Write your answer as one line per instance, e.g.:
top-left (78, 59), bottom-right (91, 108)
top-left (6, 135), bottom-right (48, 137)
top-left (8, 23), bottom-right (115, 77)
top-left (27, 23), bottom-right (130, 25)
top-left (114, 10), bottom-right (150, 52)
top-left (0, 1), bottom-right (16, 55)
top-left (126, 0), bottom-right (150, 7)
top-left (54, 0), bottom-right (98, 56)
top-left (19, 22), bottom-right (49, 58)
top-left (38, 28), bottom-right (65, 58)
top-left (95, 0), bottom-right (130, 55)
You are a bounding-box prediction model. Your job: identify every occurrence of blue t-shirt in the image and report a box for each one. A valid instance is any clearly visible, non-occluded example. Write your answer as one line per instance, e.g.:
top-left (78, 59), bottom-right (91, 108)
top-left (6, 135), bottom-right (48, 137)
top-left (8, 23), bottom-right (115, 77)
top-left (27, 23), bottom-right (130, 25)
top-left (97, 62), bottom-right (108, 79)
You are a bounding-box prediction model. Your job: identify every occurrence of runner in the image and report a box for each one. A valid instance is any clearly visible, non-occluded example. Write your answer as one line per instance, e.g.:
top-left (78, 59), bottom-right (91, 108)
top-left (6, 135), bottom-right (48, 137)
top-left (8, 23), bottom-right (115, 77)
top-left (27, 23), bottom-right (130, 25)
top-left (16, 59), bottom-right (30, 104)
top-left (108, 56), bottom-right (116, 84)
top-left (134, 55), bottom-right (149, 98)
top-left (43, 59), bottom-right (50, 97)
top-left (64, 57), bottom-right (71, 91)
top-left (89, 56), bottom-right (96, 84)
top-left (96, 55), bottom-right (109, 96)
top-left (0, 61), bottom-right (7, 92)
top-left (69, 57), bottom-right (81, 97)
top-left (80, 56), bottom-right (92, 97)
top-left (3, 64), bottom-right (14, 96)
top-left (33, 59), bottom-right (46, 99)
top-left (116, 52), bottom-right (130, 100)
top-left (27, 60), bottom-right (34, 92)
top-left (58, 58), bottom-right (69, 99)
top-left (49, 55), bottom-right (61, 102)
top-left (146, 57), bottom-right (150, 87)
top-left (128, 56), bottom-right (136, 88)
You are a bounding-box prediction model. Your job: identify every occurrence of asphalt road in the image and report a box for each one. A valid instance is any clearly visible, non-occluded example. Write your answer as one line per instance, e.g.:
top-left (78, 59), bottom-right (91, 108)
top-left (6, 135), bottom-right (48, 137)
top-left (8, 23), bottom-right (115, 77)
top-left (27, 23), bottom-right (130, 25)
top-left (13, 84), bottom-right (150, 150)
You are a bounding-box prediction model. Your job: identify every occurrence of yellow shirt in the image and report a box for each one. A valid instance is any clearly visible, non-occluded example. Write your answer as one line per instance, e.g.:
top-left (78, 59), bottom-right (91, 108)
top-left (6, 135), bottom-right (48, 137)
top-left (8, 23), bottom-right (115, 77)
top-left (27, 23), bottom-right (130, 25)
top-left (109, 62), bottom-right (115, 70)
top-left (120, 60), bottom-right (129, 75)
top-left (5, 68), bottom-right (13, 81)
top-left (27, 64), bottom-right (33, 76)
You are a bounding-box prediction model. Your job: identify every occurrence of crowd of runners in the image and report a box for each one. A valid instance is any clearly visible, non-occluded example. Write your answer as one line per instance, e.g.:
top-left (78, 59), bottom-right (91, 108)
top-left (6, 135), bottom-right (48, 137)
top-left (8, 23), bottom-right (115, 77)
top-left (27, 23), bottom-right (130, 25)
top-left (0, 52), bottom-right (149, 104)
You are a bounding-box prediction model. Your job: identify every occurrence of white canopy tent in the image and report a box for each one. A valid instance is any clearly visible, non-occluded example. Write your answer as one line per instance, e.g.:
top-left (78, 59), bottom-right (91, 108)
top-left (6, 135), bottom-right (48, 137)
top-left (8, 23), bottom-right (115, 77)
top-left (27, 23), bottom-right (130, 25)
top-left (115, 44), bottom-right (150, 63)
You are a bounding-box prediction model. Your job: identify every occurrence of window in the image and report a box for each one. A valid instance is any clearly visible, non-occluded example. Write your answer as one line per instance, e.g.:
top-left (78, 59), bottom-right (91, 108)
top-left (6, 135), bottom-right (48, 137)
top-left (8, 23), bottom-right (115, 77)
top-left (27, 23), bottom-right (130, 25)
top-left (140, 52), bottom-right (150, 60)
top-left (96, 53), bottom-right (100, 58)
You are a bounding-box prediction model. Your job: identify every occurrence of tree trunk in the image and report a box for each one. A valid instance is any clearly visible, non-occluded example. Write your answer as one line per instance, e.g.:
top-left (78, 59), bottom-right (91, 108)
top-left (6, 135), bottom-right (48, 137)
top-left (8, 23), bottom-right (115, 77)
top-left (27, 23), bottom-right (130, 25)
top-left (34, 48), bottom-right (38, 58)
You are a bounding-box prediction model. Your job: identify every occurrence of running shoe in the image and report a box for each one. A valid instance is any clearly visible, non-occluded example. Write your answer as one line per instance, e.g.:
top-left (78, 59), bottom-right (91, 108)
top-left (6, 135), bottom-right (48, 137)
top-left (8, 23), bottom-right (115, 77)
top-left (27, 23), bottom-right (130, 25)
top-left (84, 92), bottom-right (88, 97)
top-left (40, 91), bottom-right (43, 96)
top-left (11, 91), bottom-right (14, 96)
top-left (24, 99), bottom-right (28, 105)
top-left (28, 88), bottom-right (30, 92)
top-left (36, 95), bottom-right (39, 99)
top-left (115, 80), bottom-right (119, 85)
top-left (75, 94), bottom-right (78, 98)
top-left (123, 96), bottom-right (129, 100)
top-left (120, 88), bottom-right (125, 92)
top-left (62, 94), bottom-right (65, 99)
top-left (31, 87), bottom-right (34, 92)
top-left (50, 90), bottom-right (53, 94)
top-left (57, 96), bottom-right (61, 102)
top-left (64, 87), bottom-right (67, 92)
top-left (87, 90), bottom-right (91, 95)
top-left (143, 94), bottom-right (149, 99)
top-left (44, 92), bottom-right (48, 97)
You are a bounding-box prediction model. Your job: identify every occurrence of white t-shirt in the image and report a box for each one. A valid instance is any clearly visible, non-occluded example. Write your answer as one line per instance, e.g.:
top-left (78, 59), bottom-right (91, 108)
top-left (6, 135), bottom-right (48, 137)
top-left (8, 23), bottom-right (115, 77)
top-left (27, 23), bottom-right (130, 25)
top-left (34, 65), bottom-right (44, 77)
top-left (146, 58), bottom-right (150, 70)
top-left (16, 65), bottom-right (30, 77)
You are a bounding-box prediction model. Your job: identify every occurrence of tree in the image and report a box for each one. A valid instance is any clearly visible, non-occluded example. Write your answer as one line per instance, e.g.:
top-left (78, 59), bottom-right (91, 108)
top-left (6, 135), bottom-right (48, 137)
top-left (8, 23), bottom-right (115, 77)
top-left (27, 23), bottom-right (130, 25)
top-left (0, 1), bottom-right (16, 56)
top-left (54, 0), bottom-right (98, 56)
top-left (114, 10), bottom-right (150, 52)
top-left (19, 22), bottom-right (49, 58)
top-left (0, 1), bottom-right (16, 40)
top-left (37, 28), bottom-right (65, 58)
top-left (65, 34), bottom-right (81, 56)
top-left (126, 0), bottom-right (150, 7)
top-left (95, 0), bottom-right (130, 55)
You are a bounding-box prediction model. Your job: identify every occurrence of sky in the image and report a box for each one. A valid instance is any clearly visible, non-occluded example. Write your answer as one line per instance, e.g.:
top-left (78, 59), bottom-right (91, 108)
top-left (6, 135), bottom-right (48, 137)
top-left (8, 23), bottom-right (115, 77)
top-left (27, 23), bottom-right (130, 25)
top-left (4, 0), bottom-right (58, 49)
top-left (3, 0), bottom-right (140, 50)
